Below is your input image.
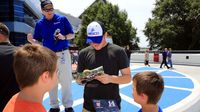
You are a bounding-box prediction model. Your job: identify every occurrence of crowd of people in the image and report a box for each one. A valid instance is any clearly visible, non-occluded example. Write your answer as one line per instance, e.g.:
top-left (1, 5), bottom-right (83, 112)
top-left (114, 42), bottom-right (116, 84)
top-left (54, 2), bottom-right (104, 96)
top-left (0, 0), bottom-right (167, 112)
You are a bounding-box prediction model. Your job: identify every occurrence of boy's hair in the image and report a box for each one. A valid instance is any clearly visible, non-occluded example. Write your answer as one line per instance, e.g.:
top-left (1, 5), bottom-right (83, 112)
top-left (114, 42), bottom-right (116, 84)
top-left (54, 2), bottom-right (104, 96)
top-left (0, 22), bottom-right (9, 37)
top-left (132, 71), bottom-right (164, 104)
top-left (14, 44), bottom-right (58, 89)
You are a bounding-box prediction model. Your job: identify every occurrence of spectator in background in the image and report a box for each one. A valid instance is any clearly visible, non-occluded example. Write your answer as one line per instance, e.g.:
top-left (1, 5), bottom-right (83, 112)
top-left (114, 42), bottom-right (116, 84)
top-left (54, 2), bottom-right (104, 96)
top-left (27, 0), bottom-right (75, 111)
top-left (71, 50), bottom-right (78, 65)
top-left (144, 49), bottom-right (150, 67)
top-left (160, 48), bottom-right (170, 69)
top-left (3, 44), bottom-right (58, 112)
top-left (167, 48), bottom-right (173, 68)
top-left (0, 22), bottom-right (20, 111)
top-left (132, 71), bottom-right (164, 112)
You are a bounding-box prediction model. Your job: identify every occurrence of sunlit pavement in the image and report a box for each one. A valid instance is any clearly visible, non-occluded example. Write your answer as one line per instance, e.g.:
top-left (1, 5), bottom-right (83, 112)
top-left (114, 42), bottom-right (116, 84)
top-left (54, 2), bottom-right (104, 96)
top-left (43, 63), bottom-right (200, 112)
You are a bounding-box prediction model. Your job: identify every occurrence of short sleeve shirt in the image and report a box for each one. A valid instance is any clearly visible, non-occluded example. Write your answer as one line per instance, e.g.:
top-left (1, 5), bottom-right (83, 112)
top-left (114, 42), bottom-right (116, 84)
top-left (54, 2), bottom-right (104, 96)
top-left (33, 14), bottom-right (74, 52)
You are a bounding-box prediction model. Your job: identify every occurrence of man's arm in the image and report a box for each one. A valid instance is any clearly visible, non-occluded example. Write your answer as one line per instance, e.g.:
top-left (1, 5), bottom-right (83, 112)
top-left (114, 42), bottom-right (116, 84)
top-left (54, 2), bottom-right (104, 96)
top-left (110, 67), bottom-right (131, 84)
top-left (65, 33), bottom-right (75, 40)
top-left (27, 33), bottom-right (41, 45)
top-left (55, 33), bottom-right (75, 40)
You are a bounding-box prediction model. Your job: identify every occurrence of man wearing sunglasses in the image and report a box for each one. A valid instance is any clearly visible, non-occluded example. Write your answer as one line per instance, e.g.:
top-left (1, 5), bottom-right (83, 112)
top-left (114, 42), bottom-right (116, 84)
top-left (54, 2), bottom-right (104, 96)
top-left (27, 0), bottom-right (74, 112)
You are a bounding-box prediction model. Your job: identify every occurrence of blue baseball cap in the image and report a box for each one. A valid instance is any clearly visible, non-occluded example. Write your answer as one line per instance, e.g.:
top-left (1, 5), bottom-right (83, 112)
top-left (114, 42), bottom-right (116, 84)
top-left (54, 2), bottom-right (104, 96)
top-left (86, 21), bottom-right (105, 44)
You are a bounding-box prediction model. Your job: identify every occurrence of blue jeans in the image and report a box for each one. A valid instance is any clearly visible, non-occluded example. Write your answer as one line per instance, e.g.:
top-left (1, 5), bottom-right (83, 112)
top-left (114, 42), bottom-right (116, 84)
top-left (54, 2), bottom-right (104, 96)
top-left (168, 59), bottom-right (173, 68)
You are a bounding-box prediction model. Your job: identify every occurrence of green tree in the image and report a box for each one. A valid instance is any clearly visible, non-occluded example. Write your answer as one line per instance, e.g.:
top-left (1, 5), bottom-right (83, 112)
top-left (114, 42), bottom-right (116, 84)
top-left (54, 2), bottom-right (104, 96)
top-left (144, 0), bottom-right (200, 50)
top-left (75, 0), bottom-right (138, 49)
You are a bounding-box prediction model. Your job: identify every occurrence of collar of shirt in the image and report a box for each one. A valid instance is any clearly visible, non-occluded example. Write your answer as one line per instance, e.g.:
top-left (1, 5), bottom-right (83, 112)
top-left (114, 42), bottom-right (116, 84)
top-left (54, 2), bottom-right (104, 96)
top-left (0, 42), bottom-right (12, 46)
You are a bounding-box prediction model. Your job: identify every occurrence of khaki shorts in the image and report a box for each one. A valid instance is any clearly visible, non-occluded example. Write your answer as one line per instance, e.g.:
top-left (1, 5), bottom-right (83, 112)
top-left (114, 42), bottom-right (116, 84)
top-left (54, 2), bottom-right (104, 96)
top-left (82, 108), bottom-right (93, 112)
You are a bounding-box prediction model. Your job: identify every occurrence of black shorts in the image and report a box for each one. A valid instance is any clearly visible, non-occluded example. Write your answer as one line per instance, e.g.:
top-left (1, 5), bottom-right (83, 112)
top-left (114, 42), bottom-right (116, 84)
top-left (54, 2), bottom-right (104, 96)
top-left (144, 60), bottom-right (149, 65)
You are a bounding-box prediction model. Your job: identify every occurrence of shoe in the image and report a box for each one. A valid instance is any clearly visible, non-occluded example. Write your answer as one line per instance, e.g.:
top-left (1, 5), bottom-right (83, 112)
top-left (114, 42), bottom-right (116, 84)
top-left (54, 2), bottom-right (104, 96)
top-left (49, 108), bottom-right (60, 112)
top-left (65, 107), bottom-right (74, 112)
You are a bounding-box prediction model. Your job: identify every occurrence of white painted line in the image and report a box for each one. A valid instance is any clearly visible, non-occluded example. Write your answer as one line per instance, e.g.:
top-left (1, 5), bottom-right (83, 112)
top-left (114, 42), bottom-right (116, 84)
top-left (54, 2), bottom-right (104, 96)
top-left (131, 69), bottom-right (167, 73)
top-left (163, 76), bottom-right (186, 78)
top-left (157, 69), bottom-right (168, 74)
top-left (73, 98), bottom-right (84, 107)
top-left (131, 69), bottom-right (159, 72)
top-left (120, 82), bottom-right (132, 88)
top-left (120, 93), bottom-right (141, 108)
top-left (164, 85), bottom-right (193, 91)
top-left (43, 92), bottom-right (49, 100)
top-left (130, 65), bottom-right (142, 69)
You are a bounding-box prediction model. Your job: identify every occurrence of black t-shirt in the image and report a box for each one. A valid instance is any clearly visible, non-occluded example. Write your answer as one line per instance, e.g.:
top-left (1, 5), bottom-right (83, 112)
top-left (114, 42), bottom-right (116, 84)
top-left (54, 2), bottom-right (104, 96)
top-left (77, 43), bottom-right (129, 111)
top-left (0, 42), bottom-right (20, 111)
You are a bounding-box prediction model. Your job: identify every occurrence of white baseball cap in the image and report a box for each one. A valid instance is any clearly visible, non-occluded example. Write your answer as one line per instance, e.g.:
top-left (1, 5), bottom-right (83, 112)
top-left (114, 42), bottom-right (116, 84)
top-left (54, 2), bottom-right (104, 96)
top-left (86, 21), bottom-right (105, 44)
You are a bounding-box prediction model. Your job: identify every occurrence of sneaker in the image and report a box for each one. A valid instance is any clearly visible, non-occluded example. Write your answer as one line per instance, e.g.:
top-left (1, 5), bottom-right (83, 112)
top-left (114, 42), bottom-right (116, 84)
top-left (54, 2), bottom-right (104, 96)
top-left (49, 108), bottom-right (60, 112)
top-left (65, 107), bottom-right (74, 112)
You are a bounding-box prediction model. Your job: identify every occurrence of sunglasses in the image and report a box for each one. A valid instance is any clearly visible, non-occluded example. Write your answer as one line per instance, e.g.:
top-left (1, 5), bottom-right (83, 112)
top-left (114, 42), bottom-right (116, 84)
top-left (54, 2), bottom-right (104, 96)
top-left (43, 8), bottom-right (54, 12)
top-left (0, 28), bottom-right (8, 36)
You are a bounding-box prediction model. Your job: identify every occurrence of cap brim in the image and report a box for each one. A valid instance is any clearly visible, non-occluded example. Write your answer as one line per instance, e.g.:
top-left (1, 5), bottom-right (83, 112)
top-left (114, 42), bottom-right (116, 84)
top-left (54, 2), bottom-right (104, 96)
top-left (86, 36), bottom-right (103, 44)
top-left (43, 4), bottom-right (53, 9)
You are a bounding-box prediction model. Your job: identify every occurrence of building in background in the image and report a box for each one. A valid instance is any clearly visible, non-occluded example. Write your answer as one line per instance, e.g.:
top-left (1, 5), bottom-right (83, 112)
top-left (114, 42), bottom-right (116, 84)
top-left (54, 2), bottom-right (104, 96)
top-left (0, 0), bottom-right (41, 46)
top-left (0, 0), bottom-right (80, 46)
